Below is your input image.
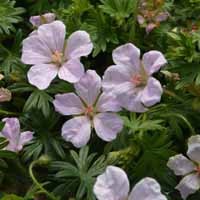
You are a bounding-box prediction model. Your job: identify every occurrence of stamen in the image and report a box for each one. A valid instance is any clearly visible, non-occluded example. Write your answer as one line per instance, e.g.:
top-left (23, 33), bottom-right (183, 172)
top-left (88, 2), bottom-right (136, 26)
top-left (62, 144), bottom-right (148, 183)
top-left (85, 106), bottom-right (94, 117)
top-left (52, 50), bottom-right (63, 65)
top-left (196, 166), bottom-right (200, 175)
top-left (130, 74), bottom-right (144, 87)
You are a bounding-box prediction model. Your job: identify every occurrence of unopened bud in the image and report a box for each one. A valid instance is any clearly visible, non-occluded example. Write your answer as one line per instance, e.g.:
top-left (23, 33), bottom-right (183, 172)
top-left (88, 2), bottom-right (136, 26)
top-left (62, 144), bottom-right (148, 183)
top-left (0, 88), bottom-right (11, 102)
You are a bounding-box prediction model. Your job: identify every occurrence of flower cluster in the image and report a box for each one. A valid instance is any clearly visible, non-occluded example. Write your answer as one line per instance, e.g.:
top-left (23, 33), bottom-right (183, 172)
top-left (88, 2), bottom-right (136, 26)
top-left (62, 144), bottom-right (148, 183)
top-left (93, 165), bottom-right (167, 200)
top-left (20, 15), bottom-right (167, 148)
top-left (137, 0), bottom-right (169, 33)
top-left (167, 135), bottom-right (200, 199)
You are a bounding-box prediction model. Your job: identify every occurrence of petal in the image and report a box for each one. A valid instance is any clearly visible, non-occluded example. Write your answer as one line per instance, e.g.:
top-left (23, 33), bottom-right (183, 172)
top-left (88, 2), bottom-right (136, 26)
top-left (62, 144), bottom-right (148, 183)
top-left (17, 131), bottom-right (34, 151)
top-left (53, 93), bottom-right (84, 115)
top-left (74, 70), bottom-right (101, 105)
top-left (29, 13), bottom-right (55, 27)
top-left (1, 118), bottom-right (20, 141)
top-left (142, 50), bottom-right (167, 75)
top-left (140, 77), bottom-right (163, 107)
top-left (167, 154), bottom-right (196, 176)
top-left (94, 113), bottom-right (123, 142)
top-left (65, 31), bottom-right (93, 59)
top-left (176, 173), bottom-right (200, 199)
top-left (96, 92), bottom-right (121, 112)
top-left (137, 15), bottom-right (145, 24)
top-left (37, 20), bottom-right (65, 52)
top-left (42, 13), bottom-right (56, 23)
top-left (102, 65), bottom-right (132, 92)
top-left (115, 83), bottom-right (147, 113)
top-left (187, 135), bottom-right (200, 163)
top-left (27, 64), bottom-right (58, 90)
top-left (112, 43), bottom-right (140, 69)
top-left (128, 178), bottom-right (167, 200)
top-left (93, 166), bottom-right (130, 200)
top-left (61, 116), bottom-right (91, 148)
top-left (30, 16), bottom-right (41, 27)
top-left (58, 59), bottom-right (84, 83)
top-left (21, 35), bottom-right (52, 65)
top-left (155, 12), bottom-right (169, 22)
top-left (145, 23), bottom-right (157, 34)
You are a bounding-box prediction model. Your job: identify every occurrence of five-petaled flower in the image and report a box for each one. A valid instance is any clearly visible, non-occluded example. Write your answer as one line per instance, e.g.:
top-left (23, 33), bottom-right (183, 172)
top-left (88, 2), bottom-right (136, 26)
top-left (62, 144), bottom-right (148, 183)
top-left (53, 70), bottom-right (123, 148)
top-left (93, 165), bottom-right (167, 200)
top-left (0, 118), bottom-right (33, 152)
top-left (102, 43), bottom-right (167, 113)
top-left (21, 20), bottom-right (93, 90)
top-left (167, 135), bottom-right (200, 199)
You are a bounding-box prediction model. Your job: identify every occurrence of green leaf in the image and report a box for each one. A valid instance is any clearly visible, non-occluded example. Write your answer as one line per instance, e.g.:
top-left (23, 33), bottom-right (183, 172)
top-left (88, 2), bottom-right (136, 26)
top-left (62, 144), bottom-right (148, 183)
top-left (1, 194), bottom-right (24, 200)
top-left (100, 0), bottom-right (136, 24)
top-left (24, 90), bottom-right (53, 117)
top-left (0, 0), bottom-right (25, 34)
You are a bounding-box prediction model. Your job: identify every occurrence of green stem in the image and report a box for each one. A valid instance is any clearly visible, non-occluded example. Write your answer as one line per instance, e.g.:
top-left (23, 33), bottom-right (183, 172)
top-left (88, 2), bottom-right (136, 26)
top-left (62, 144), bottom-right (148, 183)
top-left (0, 109), bottom-right (19, 115)
top-left (164, 88), bottom-right (185, 103)
top-left (29, 161), bottom-right (58, 200)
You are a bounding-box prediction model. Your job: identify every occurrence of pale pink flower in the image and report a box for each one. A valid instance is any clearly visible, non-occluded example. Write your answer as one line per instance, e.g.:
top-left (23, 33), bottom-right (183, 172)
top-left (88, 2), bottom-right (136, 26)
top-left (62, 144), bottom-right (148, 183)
top-left (93, 165), bottom-right (167, 200)
top-left (167, 135), bottom-right (200, 199)
top-left (21, 20), bottom-right (93, 90)
top-left (30, 13), bottom-right (56, 27)
top-left (0, 88), bottom-right (11, 102)
top-left (53, 70), bottom-right (123, 148)
top-left (0, 118), bottom-right (33, 152)
top-left (102, 43), bottom-right (167, 112)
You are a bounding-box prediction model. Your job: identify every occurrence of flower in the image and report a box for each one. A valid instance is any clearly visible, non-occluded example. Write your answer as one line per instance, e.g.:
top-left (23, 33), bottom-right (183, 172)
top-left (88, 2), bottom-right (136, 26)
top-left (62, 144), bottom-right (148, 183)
top-left (0, 118), bottom-right (33, 152)
top-left (93, 165), bottom-right (167, 200)
top-left (0, 88), bottom-right (11, 102)
top-left (167, 135), bottom-right (200, 199)
top-left (53, 70), bottom-right (123, 148)
top-left (30, 13), bottom-right (56, 27)
top-left (102, 43), bottom-right (167, 112)
top-left (137, 0), bottom-right (169, 34)
top-left (21, 20), bottom-right (93, 90)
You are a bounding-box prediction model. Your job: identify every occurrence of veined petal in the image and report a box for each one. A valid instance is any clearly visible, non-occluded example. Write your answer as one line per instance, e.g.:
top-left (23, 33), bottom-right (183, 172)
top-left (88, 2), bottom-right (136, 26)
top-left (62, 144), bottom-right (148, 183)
top-left (21, 35), bottom-right (52, 65)
top-left (93, 166), bottom-right (130, 200)
top-left (61, 116), bottom-right (91, 148)
top-left (187, 135), bottom-right (200, 163)
top-left (142, 51), bottom-right (167, 75)
top-left (112, 43), bottom-right (140, 69)
top-left (102, 65), bottom-right (132, 92)
top-left (1, 118), bottom-right (20, 141)
top-left (58, 59), bottom-right (84, 83)
top-left (176, 173), bottom-right (200, 200)
top-left (65, 31), bottom-right (93, 59)
top-left (141, 77), bottom-right (163, 107)
top-left (167, 154), bottom-right (196, 176)
top-left (96, 92), bottom-right (121, 112)
top-left (74, 70), bottom-right (101, 106)
top-left (94, 113), bottom-right (123, 142)
top-left (27, 64), bottom-right (58, 90)
top-left (128, 178), bottom-right (167, 200)
top-left (37, 20), bottom-right (66, 52)
top-left (115, 83), bottom-right (147, 113)
top-left (17, 131), bottom-right (34, 151)
top-left (53, 93), bottom-right (84, 115)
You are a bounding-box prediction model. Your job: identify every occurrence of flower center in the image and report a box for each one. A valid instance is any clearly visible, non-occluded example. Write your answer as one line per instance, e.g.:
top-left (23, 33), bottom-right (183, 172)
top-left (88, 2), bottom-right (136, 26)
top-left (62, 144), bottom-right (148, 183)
top-left (196, 166), bottom-right (200, 175)
top-left (130, 74), bottom-right (146, 87)
top-left (85, 106), bottom-right (94, 118)
top-left (52, 50), bottom-right (63, 65)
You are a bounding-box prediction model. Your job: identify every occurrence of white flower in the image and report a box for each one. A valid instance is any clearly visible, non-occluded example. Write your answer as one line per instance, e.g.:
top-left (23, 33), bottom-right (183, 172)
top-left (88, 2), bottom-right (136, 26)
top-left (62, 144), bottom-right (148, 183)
top-left (93, 165), bottom-right (167, 200)
top-left (167, 135), bottom-right (200, 199)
